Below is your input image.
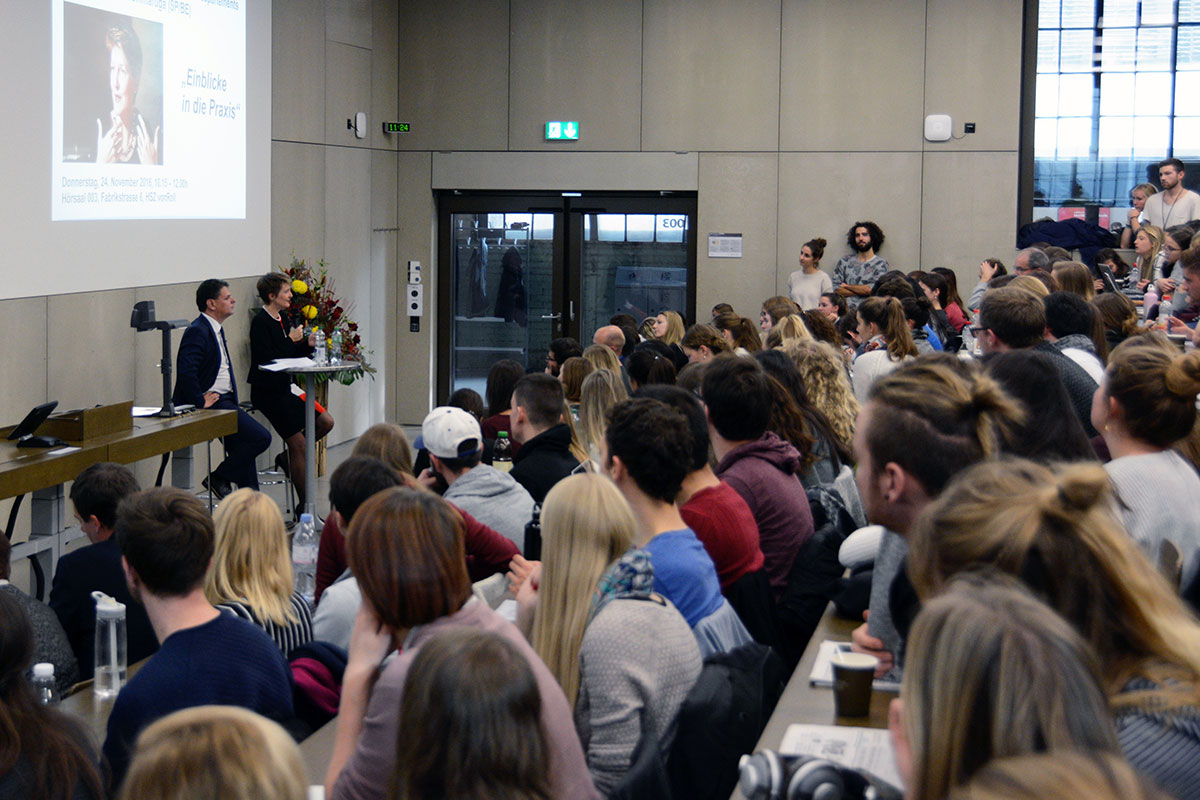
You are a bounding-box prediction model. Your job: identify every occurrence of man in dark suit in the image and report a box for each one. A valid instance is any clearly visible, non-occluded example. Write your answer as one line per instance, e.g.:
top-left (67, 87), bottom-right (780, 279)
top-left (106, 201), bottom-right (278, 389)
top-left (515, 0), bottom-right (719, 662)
top-left (172, 278), bottom-right (270, 496)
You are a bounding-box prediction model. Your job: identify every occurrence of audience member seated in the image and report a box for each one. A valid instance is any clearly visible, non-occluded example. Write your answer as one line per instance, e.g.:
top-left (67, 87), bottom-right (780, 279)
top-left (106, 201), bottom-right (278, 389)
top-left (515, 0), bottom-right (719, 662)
top-left (755, 349), bottom-right (850, 487)
top-left (1012, 247), bottom-right (1050, 276)
top-left (418, 406), bottom-right (534, 550)
top-left (314, 422), bottom-right (413, 603)
top-left (1165, 248), bottom-right (1200, 337)
top-left (323, 487), bottom-right (596, 800)
top-left (760, 295), bottom-right (799, 337)
top-left (205, 488), bottom-right (313, 655)
top-left (849, 356), bottom-right (1021, 681)
top-left (545, 336), bottom-right (583, 378)
top-left (1097, 247), bottom-right (1135, 283)
top-left (1155, 224), bottom-right (1194, 297)
top-left (703, 355), bottom-right (814, 601)
top-left (560, 355), bottom-right (593, 416)
top-left (681, 323), bottom-right (732, 363)
top-left (626, 347), bottom-right (676, 391)
top-left (919, 271), bottom-right (968, 338)
top-left (982, 350), bottom-right (1096, 463)
top-left (891, 575), bottom-right (1120, 800)
top-left (1094, 334), bottom-right (1200, 574)
top-left (577, 368), bottom-right (629, 463)
top-left (0, 591), bottom-right (103, 800)
top-left (785, 340), bottom-right (859, 453)
top-left (713, 312), bottom-right (764, 353)
top-left (510, 374), bottom-right (581, 504)
top-left (311, 457), bottom-right (402, 649)
top-left (1045, 290), bottom-right (1107, 382)
top-left (901, 296), bottom-right (941, 354)
top-left (800, 309), bottom-right (841, 346)
top-left (1120, 181), bottom-right (1158, 249)
top-left (592, 324), bottom-right (626, 359)
top-left (817, 291), bottom-right (847, 322)
top-left (480, 358), bottom-right (526, 446)
top-left (908, 458), bottom-right (1200, 799)
top-left (603, 398), bottom-right (753, 657)
top-left (1051, 260), bottom-right (1097, 301)
top-left (949, 752), bottom-right (1170, 800)
top-left (0, 537), bottom-right (77, 695)
top-left (639, 385), bottom-right (775, 646)
top-left (852, 296), bottom-right (919, 402)
top-left (515, 474), bottom-right (702, 795)
top-left (1133, 225), bottom-right (1165, 287)
top-left (976, 287), bottom-right (1099, 436)
top-left (763, 314), bottom-right (814, 350)
top-left (1095, 292), bottom-right (1142, 350)
top-left (104, 488), bottom-right (293, 788)
top-left (117, 706), bottom-right (305, 800)
top-left (392, 629), bottom-right (555, 799)
top-left (51, 462), bottom-right (155, 684)
top-left (582, 342), bottom-right (624, 381)
top-left (967, 258), bottom-right (1007, 312)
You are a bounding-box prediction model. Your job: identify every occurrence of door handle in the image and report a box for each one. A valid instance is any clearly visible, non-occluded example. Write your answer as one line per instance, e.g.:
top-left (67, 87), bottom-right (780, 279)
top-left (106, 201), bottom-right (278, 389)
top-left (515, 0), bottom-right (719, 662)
top-left (540, 313), bottom-right (561, 320)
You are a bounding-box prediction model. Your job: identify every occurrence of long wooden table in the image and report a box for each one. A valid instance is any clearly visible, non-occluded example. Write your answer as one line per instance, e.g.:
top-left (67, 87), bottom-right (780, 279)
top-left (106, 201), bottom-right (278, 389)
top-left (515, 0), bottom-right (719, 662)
top-left (0, 409), bottom-right (237, 598)
top-left (732, 605), bottom-right (892, 799)
top-left (60, 660), bottom-right (148, 743)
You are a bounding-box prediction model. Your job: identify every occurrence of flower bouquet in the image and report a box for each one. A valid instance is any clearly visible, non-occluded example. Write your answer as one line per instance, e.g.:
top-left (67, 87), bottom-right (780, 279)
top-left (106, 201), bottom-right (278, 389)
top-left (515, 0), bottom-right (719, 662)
top-left (281, 255), bottom-right (374, 386)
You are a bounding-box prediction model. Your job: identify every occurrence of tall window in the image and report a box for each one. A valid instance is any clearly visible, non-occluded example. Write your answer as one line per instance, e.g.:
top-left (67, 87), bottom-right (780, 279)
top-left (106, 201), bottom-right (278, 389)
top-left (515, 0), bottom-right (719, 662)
top-left (1034, 0), bottom-right (1200, 221)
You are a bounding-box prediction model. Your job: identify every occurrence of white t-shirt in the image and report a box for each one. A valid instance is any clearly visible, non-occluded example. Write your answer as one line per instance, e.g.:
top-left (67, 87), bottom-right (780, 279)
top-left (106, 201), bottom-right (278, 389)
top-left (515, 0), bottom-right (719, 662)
top-left (1141, 189), bottom-right (1200, 230)
top-left (787, 269), bottom-right (833, 311)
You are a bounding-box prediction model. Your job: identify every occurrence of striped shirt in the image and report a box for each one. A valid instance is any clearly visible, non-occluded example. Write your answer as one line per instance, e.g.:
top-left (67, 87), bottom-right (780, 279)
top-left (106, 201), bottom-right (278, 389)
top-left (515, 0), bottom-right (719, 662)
top-left (1116, 677), bottom-right (1200, 800)
top-left (217, 592), bottom-right (313, 656)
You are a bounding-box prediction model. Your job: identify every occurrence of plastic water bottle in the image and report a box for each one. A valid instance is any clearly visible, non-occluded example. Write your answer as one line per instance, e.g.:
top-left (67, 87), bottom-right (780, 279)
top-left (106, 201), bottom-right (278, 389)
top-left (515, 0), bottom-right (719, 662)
top-left (1160, 296), bottom-right (1174, 324)
top-left (292, 513), bottom-right (318, 606)
top-left (32, 663), bottom-right (59, 706)
top-left (92, 591), bottom-right (127, 700)
top-left (493, 432), bottom-right (513, 472)
top-left (329, 329), bottom-right (342, 365)
top-left (313, 329), bottom-right (327, 365)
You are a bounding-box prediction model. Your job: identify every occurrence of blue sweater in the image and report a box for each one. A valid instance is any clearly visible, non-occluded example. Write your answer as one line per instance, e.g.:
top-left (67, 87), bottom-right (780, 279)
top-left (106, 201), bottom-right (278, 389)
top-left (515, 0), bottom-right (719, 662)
top-left (642, 528), bottom-right (724, 627)
top-left (103, 612), bottom-right (294, 787)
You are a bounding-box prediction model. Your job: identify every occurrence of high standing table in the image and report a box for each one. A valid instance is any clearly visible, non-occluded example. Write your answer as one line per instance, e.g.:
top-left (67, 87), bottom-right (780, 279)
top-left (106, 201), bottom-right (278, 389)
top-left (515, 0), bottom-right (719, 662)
top-left (283, 363), bottom-right (359, 517)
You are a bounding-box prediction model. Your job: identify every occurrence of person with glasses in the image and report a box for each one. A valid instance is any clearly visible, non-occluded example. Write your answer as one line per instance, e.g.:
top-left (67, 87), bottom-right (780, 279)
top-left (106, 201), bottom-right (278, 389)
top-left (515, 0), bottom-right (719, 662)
top-left (544, 337), bottom-right (582, 378)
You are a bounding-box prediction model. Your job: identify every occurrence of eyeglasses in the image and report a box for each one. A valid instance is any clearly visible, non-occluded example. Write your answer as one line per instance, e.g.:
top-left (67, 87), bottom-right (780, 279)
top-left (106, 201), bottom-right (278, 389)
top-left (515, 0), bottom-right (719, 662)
top-left (969, 326), bottom-right (986, 335)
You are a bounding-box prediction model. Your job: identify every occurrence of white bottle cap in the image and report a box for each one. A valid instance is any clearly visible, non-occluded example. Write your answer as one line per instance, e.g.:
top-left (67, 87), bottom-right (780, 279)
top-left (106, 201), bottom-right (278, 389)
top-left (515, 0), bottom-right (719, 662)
top-left (92, 590), bottom-right (127, 619)
top-left (33, 662), bottom-right (54, 678)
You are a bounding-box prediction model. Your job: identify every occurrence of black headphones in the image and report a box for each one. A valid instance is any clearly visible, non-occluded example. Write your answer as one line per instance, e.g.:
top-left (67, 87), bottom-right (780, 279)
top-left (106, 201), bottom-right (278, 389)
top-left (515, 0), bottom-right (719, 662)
top-left (738, 751), bottom-right (844, 800)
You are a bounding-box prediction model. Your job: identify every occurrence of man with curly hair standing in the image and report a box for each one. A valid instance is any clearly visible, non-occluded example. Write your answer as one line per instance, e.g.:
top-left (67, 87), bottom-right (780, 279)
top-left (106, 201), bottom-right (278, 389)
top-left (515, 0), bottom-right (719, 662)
top-left (832, 221), bottom-right (890, 309)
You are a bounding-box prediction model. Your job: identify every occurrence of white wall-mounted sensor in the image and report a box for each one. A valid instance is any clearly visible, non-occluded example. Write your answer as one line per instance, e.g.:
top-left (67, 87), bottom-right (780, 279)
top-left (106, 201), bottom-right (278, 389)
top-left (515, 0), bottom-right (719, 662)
top-left (348, 112), bottom-right (367, 139)
top-left (924, 114), bottom-right (952, 142)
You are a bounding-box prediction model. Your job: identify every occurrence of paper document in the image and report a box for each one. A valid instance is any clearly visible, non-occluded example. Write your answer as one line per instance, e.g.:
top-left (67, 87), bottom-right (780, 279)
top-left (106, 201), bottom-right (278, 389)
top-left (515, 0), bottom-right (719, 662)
top-left (809, 640), bottom-right (901, 693)
top-left (260, 357), bottom-right (316, 372)
top-left (132, 406), bottom-right (161, 417)
top-left (780, 723), bottom-right (903, 790)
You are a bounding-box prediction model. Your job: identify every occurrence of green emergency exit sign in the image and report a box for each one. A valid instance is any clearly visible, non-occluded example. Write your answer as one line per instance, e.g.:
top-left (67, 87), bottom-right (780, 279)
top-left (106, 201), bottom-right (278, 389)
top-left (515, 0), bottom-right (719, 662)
top-left (545, 121), bottom-right (579, 140)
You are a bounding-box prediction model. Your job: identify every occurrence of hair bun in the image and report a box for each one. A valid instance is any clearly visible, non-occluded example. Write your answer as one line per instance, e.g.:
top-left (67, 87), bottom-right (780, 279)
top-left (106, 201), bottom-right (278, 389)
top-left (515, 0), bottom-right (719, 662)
top-left (1165, 351), bottom-right (1200, 399)
top-left (1049, 464), bottom-right (1111, 515)
top-left (814, 237), bottom-right (827, 248)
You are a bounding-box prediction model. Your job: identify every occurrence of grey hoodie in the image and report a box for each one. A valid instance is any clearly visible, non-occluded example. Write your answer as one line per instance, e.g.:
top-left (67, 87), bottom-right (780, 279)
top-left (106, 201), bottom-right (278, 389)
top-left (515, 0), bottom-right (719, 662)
top-left (443, 464), bottom-right (534, 551)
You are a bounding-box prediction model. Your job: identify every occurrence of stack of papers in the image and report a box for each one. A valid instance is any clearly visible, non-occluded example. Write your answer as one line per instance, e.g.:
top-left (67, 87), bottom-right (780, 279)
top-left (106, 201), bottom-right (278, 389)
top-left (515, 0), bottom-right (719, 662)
top-left (809, 640), bottom-right (901, 692)
top-left (780, 723), bottom-right (904, 790)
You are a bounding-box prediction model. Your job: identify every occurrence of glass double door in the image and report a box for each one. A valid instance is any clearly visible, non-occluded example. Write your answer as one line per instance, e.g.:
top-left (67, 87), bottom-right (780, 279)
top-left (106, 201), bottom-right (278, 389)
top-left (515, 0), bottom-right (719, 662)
top-left (436, 192), bottom-right (697, 402)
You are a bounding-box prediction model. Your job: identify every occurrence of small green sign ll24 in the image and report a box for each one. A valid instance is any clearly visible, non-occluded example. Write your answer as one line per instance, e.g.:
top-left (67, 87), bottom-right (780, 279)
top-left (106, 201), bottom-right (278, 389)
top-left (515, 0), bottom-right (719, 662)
top-left (545, 121), bottom-right (579, 140)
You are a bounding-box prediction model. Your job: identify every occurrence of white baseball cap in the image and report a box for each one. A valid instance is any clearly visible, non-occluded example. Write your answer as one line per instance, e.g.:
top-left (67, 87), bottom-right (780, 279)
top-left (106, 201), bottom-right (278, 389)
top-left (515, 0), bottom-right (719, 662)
top-left (417, 407), bottom-right (482, 459)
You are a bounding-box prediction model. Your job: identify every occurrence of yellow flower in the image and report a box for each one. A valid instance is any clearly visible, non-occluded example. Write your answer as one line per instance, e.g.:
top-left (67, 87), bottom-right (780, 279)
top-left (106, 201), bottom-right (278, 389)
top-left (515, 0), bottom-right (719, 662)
top-left (303, 304), bottom-right (318, 319)
top-left (292, 279), bottom-right (308, 294)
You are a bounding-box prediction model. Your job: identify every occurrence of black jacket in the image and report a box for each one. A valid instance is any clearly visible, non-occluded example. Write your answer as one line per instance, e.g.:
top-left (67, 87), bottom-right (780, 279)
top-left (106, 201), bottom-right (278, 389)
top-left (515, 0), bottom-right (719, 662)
top-left (510, 424), bottom-right (579, 504)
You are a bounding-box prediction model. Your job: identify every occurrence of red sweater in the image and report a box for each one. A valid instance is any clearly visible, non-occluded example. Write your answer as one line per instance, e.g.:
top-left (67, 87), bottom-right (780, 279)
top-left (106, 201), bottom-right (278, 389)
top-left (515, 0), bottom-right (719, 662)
top-left (679, 481), bottom-right (765, 591)
top-left (313, 504), bottom-right (520, 604)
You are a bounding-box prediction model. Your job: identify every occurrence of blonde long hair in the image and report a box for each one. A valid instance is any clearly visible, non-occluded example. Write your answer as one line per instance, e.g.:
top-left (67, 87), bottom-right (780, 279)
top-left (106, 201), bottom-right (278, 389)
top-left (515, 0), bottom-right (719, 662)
top-left (530, 474), bottom-right (637, 708)
top-left (947, 752), bottom-right (1171, 800)
top-left (352, 422), bottom-right (414, 476)
top-left (857, 296), bottom-right (917, 360)
top-left (659, 310), bottom-right (686, 346)
top-left (1137, 224), bottom-right (1166, 281)
top-left (909, 458), bottom-right (1200, 707)
top-left (903, 576), bottom-right (1119, 800)
top-left (205, 489), bottom-right (297, 626)
top-left (582, 343), bottom-right (622, 374)
top-left (578, 369), bottom-right (628, 459)
top-left (119, 706), bottom-right (306, 800)
top-left (785, 340), bottom-right (858, 449)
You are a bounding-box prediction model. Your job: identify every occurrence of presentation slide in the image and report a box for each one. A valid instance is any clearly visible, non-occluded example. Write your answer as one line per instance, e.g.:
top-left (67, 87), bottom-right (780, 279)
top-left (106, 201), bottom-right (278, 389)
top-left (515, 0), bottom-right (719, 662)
top-left (0, 0), bottom-right (268, 300)
top-left (53, 0), bottom-right (245, 220)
